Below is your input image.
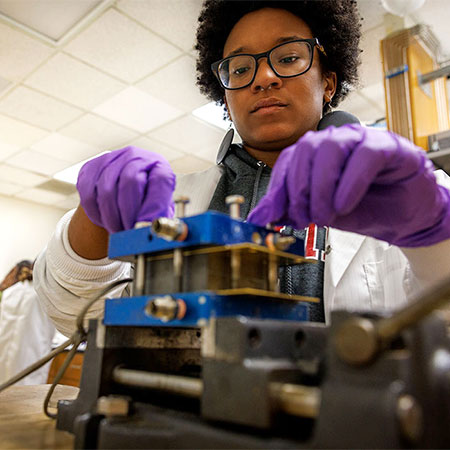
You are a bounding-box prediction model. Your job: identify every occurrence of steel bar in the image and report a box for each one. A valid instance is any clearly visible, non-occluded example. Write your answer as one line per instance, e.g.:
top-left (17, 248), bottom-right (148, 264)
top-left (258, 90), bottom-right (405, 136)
top-left (112, 367), bottom-right (321, 419)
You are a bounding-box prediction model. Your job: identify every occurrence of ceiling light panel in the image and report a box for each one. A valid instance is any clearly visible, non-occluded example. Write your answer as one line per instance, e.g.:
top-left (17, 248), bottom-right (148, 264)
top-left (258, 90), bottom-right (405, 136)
top-left (192, 102), bottom-right (232, 131)
top-left (59, 113), bottom-right (138, 150)
top-left (137, 55), bottom-right (209, 112)
top-left (129, 136), bottom-right (184, 162)
top-left (65, 8), bottom-right (181, 83)
top-left (31, 133), bottom-right (98, 163)
top-left (149, 115), bottom-right (224, 154)
top-left (25, 53), bottom-right (125, 110)
top-left (0, 21), bottom-right (52, 82)
top-left (116, 0), bottom-right (202, 52)
top-left (53, 151), bottom-right (109, 185)
top-left (93, 86), bottom-right (183, 133)
top-left (6, 149), bottom-right (70, 176)
top-left (0, 86), bottom-right (83, 130)
top-left (0, 163), bottom-right (49, 187)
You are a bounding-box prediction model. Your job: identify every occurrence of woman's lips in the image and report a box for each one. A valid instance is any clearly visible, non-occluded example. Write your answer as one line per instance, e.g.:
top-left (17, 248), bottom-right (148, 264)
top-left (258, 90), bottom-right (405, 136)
top-left (251, 97), bottom-right (288, 113)
top-left (252, 104), bottom-right (288, 115)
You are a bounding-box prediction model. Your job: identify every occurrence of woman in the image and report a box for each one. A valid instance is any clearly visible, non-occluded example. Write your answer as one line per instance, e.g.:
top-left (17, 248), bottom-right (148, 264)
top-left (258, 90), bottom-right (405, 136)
top-left (34, 0), bottom-right (450, 335)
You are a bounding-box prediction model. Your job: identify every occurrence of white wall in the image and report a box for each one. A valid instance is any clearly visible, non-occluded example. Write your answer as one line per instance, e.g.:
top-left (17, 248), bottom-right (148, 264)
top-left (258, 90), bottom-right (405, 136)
top-left (0, 195), bottom-right (68, 280)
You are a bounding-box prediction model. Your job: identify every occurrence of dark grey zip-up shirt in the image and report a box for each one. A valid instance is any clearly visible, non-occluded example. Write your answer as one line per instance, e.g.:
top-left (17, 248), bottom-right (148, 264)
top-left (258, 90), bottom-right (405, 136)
top-left (209, 144), bottom-right (325, 322)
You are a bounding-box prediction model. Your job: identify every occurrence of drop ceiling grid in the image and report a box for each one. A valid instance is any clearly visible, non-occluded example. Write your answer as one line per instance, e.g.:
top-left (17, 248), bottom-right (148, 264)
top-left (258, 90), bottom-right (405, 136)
top-left (0, 0), bottom-right (218, 206)
top-left (0, 0), bottom-right (447, 209)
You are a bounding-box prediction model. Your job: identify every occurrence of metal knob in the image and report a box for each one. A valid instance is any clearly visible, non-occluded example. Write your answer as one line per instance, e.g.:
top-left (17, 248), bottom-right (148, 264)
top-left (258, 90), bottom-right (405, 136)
top-left (225, 195), bottom-right (244, 219)
top-left (174, 196), bottom-right (190, 218)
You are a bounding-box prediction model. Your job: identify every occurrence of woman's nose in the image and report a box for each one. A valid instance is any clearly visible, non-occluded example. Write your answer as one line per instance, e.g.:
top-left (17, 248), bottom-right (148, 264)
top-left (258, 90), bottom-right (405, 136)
top-left (250, 58), bottom-right (282, 92)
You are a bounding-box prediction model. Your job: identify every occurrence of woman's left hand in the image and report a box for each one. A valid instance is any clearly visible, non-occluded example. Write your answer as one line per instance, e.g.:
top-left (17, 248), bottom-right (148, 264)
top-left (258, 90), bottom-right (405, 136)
top-left (247, 124), bottom-right (450, 247)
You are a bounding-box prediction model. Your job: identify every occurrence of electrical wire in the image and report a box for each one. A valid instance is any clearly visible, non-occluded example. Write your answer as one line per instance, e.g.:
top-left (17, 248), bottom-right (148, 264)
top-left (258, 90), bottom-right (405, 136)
top-left (43, 277), bottom-right (133, 418)
top-left (0, 277), bottom-right (133, 419)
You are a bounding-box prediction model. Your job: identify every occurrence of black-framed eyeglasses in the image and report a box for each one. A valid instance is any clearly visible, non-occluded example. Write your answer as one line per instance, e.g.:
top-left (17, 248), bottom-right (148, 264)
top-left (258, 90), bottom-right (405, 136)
top-left (211, 38), bottom-right (327, 90)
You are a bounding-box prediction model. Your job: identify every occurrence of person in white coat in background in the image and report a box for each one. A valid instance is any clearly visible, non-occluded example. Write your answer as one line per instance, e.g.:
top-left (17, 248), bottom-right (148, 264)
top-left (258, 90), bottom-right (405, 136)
top-left (0, 261), bottom-right (55, 385)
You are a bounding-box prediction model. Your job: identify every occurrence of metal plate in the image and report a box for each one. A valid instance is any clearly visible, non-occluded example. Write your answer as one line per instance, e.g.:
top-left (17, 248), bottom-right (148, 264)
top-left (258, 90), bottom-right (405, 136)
top-left (104, 291), bottom-right (310, 327)
top-left (108, 211), bottom-right (306, 261)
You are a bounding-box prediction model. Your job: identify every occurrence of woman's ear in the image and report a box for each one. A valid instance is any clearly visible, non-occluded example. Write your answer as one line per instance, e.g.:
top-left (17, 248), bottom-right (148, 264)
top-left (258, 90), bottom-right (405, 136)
top-left (223, 96), bottom-right (232, 121)
top-left (323, 71), bottom-right (337, 104)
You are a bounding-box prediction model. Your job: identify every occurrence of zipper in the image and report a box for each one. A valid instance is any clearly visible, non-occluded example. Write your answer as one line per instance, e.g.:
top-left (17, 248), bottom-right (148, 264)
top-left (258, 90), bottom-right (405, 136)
top-left (250, 160), bottom-right (266, 211)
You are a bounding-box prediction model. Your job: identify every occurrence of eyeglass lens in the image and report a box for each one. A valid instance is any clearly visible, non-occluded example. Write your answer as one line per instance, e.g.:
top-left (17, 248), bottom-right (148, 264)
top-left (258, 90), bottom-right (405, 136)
top-left (218, 41), bottom-right (313, 89)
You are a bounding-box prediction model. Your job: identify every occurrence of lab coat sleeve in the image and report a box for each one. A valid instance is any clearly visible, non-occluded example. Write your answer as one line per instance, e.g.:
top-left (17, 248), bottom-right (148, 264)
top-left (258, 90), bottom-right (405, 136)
top-left (34, 210), bottom-right (132, 337)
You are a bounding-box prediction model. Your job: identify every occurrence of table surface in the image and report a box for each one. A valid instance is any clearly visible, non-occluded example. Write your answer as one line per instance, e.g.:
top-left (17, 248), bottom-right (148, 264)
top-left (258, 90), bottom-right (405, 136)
top-left (0, 384), bottom-right (78, 449)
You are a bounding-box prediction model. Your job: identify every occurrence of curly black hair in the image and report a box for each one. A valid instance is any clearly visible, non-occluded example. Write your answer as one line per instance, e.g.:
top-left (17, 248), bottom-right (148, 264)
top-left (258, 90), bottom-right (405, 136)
top-left (195, 0), bottom-right (361, 113)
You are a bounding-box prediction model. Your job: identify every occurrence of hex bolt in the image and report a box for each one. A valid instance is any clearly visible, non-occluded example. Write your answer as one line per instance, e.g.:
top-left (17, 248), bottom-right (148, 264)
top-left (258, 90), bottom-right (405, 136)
top-left (174, 196), bottom-right (190, 218)
top-left (396, 394), bottom-right (423, 444)
top-left (145, 296), bottom-right (186, 322)
top-left (225, 195), bottom-right (244, 219)
top-left (97, 395), bottom-right (130, 417)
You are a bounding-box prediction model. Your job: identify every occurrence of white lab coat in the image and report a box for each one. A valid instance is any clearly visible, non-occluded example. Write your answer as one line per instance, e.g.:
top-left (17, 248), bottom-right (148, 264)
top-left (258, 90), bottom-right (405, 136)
top-left (34, 166), bottom-right (450, 336)
top-left (0, 280), bottom-right (55, 385)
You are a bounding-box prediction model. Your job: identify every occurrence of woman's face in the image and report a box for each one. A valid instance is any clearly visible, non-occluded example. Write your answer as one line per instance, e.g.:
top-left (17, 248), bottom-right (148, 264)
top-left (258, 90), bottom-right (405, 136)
top-left (223, 8), bottom-right (336, 152)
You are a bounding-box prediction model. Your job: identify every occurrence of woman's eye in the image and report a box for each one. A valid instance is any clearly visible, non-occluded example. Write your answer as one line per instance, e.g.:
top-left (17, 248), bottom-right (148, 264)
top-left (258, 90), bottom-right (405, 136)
top-left (232, 66), bottom-right (250, 76)
top-left (279, 55), bottom-right (299, 64)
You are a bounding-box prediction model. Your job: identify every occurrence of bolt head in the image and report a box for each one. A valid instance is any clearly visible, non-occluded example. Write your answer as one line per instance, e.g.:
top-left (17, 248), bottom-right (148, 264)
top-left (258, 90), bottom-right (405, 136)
top-left (225, 194), bottom-right (244, 205)
top-left (174, 196), bottom-right (190, 204)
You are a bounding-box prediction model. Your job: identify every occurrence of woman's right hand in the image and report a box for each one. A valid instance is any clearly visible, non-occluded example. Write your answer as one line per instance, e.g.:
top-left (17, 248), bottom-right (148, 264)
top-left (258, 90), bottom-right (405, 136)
top-left (77, 146), bottom-right (176, 234)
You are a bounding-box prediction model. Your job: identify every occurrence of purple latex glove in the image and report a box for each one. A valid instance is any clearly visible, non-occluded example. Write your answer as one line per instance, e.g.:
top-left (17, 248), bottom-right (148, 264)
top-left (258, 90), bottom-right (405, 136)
top-left (248, 124), bottom-right (450, 247)
top-left (77, 146), bottom-right (175, 233)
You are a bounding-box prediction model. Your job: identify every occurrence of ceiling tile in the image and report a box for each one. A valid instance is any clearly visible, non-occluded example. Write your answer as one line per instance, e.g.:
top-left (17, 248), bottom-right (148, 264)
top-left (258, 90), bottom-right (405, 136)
top-left (0, 164), bottom-right (49, 187)
top-left (64, 8), bottom-right (181, 83)
top-left (130, 136), bottom-right (184, 162)
top-left (6, 149), bottom-right (70, 176)
top-left (93, 87), bottom-right (183, 133)
top-left (0, 86), bottom-right (83, 130)
top-left (137, 55), bottom-right (208, 112)
top-left (0, 142), bottom-right (20, 161)
top-left (0, 181), bottom-right (23, 196)
top-left (59, 113), bottom-right (138, 150)
top-left (0, 21), bottom-right (53, 82)
top-left (0, 114), bottom-right (48, 160)
top-left (194, 146), bottom-right (218, 164)
top-left (25, 53), bottom-right (125, 109)
top-left (15, 187), bottom-right (67, 206)
top-left (0, 75), bottom-right (11, 94)
top-left (116, 0), bottom-right (202, 51)
top-left (31, 133), bottom-right (99, 163)
top-left (149, 115), bottom-right (224, 154)
top-left (170, 155), bottom-right (213, 174)
top-left (0, 0), bottom-right (103, 41)
top-left (54, 193), bottom-right (80, 210)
